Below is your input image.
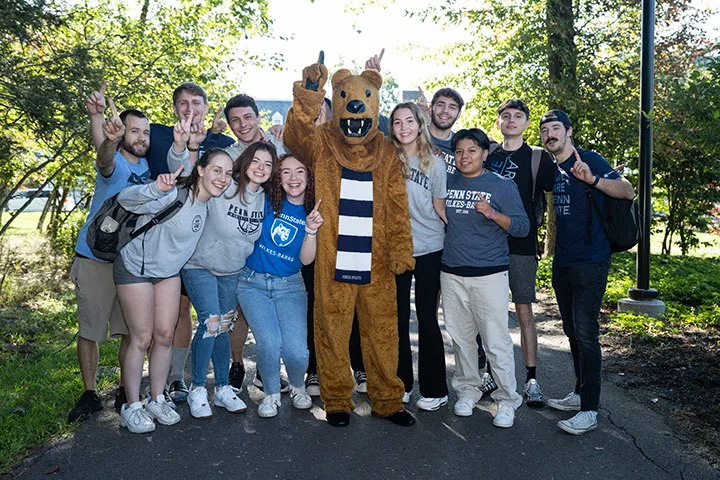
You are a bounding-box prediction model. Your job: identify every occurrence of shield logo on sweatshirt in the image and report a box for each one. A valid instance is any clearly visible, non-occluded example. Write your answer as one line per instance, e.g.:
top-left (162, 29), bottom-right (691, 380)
top-left (270, 219), bottom-right (297, 247)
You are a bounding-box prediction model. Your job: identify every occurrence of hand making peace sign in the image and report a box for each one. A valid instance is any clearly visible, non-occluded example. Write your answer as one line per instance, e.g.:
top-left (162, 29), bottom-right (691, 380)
top-left (156, 165), bottom-right (184, 193)
top-left (101, 97), bottom-right (125, 142)
top-left (173, 112), bottom-right (194, 148)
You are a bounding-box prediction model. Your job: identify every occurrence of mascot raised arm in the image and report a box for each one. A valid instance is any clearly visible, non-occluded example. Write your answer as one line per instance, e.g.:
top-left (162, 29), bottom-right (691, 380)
top-left (284, 52), bottom-right (416, 427)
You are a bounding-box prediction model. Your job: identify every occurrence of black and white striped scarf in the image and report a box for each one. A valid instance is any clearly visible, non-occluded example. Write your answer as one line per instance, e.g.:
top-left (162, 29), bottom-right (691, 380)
top-left (334, 167), bottom-right (373, 284)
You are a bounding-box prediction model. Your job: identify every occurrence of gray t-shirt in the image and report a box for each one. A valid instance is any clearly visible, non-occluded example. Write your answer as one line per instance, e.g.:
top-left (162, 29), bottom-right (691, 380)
top-left (118, 182), bottom-right (208, 278)
top-left (183, 184), bottom-right (265, 276)
top-left (405, 155), bottom-right (446, 256)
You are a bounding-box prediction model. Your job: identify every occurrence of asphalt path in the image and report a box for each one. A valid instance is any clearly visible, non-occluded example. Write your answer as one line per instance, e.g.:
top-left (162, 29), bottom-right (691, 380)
top-left (11, 297), bottom-right (719, 480)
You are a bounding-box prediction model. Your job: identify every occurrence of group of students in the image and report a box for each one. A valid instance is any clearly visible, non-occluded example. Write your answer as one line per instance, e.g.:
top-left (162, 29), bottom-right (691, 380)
top-left (69, 57), bottom-right (632, 436)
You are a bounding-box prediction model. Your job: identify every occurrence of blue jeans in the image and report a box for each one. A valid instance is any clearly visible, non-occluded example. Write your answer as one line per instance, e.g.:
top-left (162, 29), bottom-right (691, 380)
top-left (181, 268), bottom-right (239, 388)
top-left (552, 260), bottom-right (610, 411)
top-left (236, 267), bottom-right (308, 395)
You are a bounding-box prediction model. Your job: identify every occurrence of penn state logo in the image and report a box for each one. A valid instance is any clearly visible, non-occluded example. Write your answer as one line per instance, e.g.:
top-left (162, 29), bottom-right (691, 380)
top-left (192, 215), bottom-right (203, 232)
top-left (238, 216), bottom-right (262, 235)
top-left (270, 219), bottom-right (297, 247)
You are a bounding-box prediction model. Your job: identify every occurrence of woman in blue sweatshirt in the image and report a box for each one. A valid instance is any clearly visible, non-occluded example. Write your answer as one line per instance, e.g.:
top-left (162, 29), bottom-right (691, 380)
top-left (236, 153), bottom-right (324, 418)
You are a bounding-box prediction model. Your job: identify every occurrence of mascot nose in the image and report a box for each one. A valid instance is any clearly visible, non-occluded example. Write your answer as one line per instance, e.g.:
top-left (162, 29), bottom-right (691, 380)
top-left (346, 100), bottom-right (366, 114)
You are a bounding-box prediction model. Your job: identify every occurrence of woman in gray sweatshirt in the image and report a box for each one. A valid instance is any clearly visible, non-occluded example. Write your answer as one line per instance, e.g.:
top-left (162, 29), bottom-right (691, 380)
top-left (114, 148), bottom-right (234, 434)
top-left (179, 142), bottom-right (276, 420)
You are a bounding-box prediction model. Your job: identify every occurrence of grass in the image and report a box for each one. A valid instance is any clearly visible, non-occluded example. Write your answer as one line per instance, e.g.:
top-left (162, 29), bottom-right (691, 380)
top-left (0, 212), bottom-right (45, 236)
top-left (0, 297), bottom-right (121, 474)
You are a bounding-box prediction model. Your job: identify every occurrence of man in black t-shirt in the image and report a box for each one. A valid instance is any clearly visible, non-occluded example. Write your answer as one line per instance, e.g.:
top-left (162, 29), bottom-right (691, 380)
top-left (485, 99), bottom-right (556, 408)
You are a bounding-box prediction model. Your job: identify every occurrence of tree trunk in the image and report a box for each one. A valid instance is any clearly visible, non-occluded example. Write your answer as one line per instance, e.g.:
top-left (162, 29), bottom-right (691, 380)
top-left (544, 0), bottom-right (577, 257)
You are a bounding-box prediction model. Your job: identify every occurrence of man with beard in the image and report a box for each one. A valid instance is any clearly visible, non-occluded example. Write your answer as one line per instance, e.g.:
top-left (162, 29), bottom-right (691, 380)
top-left (425, 87), bottom-right (465, 175)
top-left (69, 97), bottom-right (152, 422)
top-left (539, 110), bottom-right (634, 435)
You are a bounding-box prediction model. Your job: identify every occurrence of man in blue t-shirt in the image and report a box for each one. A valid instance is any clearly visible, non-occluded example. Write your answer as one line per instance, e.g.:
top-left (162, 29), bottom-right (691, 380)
top-left (69, 95), bottom-right (151, 422)
top-left (539, 110), bottom-right (634, 436)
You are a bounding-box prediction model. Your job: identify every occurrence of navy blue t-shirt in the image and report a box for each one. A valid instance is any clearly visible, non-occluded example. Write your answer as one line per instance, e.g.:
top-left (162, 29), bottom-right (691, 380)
top-left (553, 147), bottom-right (620, 266)
top-left (147, 124), bottom-right (234, 178)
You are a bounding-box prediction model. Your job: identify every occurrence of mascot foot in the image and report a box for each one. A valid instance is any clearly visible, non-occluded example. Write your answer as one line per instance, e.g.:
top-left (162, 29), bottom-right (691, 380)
top-left (373, 409), bottom-right (416, 427)
top-left (326, 411), bottom-right (351, 427)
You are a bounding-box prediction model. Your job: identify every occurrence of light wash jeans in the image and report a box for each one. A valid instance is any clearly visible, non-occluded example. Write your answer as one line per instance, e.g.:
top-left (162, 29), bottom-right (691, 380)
top-left (235, 267), bottom-right (308, 395)
top-left (181, 268), bottom-right (239, 388)
top-left (440, 270), bottom-right (522, 409)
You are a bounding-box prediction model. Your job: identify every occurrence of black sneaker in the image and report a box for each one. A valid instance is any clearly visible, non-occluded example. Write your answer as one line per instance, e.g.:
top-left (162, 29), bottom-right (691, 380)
top-left (229, 362), bottom-right (246, 390)
top-left (253, 371), bottom-right (290, 393)
top-left (167, 379), bottom-right (189, 403)
top-left (68, 390), bottom-right (103, 422)
top-left (479, 372), bottom-right (498, 395)
top-left (114, 386), bottom-right (127, 412)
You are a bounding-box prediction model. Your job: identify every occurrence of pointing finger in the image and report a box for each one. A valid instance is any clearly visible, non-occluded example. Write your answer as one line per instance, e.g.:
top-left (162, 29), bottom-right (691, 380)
top-left (312, 199), bottom-right (322, 212)
top-left (100, 79), bottom-right (107, 95)
top-left (378, 48), bottom-right (385, 62)
top-left (214, 107), bottom-right (223, 121)
top-left (318, 50), bottom-right (324, 65)
top-left (108, 97), bottom-right (119, 120)
top-left (172, 165), bottom-right (184, 178)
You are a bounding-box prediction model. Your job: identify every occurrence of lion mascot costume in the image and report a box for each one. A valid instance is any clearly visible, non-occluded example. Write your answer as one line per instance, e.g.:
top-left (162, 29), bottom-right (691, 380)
top-left (284, 53), bottom-right (416, 427)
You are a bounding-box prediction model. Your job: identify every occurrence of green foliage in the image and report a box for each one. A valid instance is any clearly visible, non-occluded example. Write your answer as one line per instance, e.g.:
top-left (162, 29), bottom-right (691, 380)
top-left (538, 251), bottom-right (720, 334)
top-left (0, 0), bottom-right (275, 241)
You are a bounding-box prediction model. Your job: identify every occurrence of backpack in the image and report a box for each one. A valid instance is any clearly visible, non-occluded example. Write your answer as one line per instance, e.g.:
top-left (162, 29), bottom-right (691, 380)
top-left (86, 186), bottom-right (189, 261)
top-left (584, 186), bottom-right (640, 253)
top-left (529, 146), bottom-right (545, 227)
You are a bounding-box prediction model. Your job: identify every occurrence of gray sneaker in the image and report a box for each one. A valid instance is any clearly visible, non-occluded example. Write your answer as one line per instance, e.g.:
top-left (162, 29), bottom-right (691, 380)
top-left (558, 410), bottom-right (598, 435)
top-left (523, 379), bottom-right (545, 408)
top-left (547, 391), bottom-right (581, 411)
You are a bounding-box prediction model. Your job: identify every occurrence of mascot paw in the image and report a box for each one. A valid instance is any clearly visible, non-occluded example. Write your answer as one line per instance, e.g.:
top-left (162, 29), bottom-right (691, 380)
top-left (388, 258), bottom-right (415, 275)
top-left (302, 52), bottom-right (328, 92)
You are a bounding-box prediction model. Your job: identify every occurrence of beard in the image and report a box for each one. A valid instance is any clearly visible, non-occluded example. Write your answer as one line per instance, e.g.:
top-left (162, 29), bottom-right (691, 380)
top-left (431, 113), bottom-right (458, 131)
top-left (122, 138), bottom-right (149, 157)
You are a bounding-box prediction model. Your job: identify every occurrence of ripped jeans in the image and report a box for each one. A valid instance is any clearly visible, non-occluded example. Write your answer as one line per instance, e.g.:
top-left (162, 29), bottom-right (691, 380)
top-left (181, 268), bottom-right (240, 388)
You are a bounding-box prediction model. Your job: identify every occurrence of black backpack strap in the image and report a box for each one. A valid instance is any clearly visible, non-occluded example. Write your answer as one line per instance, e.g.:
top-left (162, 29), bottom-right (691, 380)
top-left (129, 187), bottom-right (189, 240)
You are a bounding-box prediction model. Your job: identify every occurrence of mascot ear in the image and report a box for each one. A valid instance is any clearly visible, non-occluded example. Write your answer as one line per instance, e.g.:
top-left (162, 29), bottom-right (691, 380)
top-left (361, 70), bottom-right (383, 90)
top-left (332, 69), bottom-right (353, 89)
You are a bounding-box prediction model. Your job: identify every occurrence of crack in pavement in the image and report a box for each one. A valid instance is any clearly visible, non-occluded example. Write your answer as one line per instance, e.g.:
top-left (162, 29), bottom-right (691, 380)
top-left (605, 406), bottom-right (677, 477)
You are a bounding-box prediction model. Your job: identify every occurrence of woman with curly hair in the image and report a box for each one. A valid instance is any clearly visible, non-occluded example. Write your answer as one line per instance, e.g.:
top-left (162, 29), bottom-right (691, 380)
top-left (389, 102), bottom-right (449, 411)
top-left (236, 153), bottom-right (324, 418)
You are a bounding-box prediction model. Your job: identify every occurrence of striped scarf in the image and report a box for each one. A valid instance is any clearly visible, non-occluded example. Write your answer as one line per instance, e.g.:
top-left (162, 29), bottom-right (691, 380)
top-left (334, 168), bottom-right (373, 284)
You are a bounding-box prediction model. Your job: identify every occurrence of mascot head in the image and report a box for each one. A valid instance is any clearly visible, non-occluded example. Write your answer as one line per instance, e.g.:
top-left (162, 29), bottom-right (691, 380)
top-left (331, 69), bottom-right (382, 146)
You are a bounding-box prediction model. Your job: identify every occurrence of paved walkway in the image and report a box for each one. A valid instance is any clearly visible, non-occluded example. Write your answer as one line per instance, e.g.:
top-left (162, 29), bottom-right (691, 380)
top-left (12, 296), bottom-right (719, 479)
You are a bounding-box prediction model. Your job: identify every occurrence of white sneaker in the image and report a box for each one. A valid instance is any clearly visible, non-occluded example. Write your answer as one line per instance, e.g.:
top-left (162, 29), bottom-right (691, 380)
top-left (304, 373), bottom-right (321, 397)
top-left (416, 395), bottom-right (448, 412)
top-left (493, 403), bottom-right (515, 428)
top-left (258, 393), bottom-right (281, 418)
top-left (120, 401), bottom-right (155, 434)
top-left (290, 386), bottom-right (312, 409)
top-left (453, 395), bottom-right (477, 417)
top-left (353, 370), bottom-right (368, 393)
top-left (146, 394), bottom-right (181, 426)
top-left (558, 410), bottom-right (598, 435)
top-left (402, 392), bottom-right (411, 404)
top-left (547, 391), bottom-right (581, 411)
top-left (187, 385), bottom-right (212, 419)
top-left (214, 385), bottom-right (247, 413)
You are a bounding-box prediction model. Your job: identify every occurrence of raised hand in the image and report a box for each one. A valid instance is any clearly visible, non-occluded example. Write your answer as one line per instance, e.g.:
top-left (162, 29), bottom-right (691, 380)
top-left (303, 50), bottom-right (327, 92)
top-left (156, 165), bottom-right (184, 193)
top-left (569, 149), bottom-right (595, 184)
top-left (306, 199), bottom-right (324, 231)
top-left (85, 79), bottom-right (107, 116)
top-left (210, 107), bottom-right (227, 134)
top-left (365, 48), bottom-right (385, 72)
top-left (474, 192), bottom-right (494, 219)
top-left (101, 97), bottom-right (125, 143)
top-left (173, 113), bottom-right (193, 149)
top-left (268, 124), bottom-right (284, 141)
top-left (416, 86), bottom-right (430, 120)
top-left (189, 122), bottom-right (207, 149)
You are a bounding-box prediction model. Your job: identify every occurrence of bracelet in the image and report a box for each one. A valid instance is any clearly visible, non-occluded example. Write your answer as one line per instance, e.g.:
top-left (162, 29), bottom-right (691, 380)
top-left (591, 175), bottom-right (600, 187)
top-left (305, 226), bottom-right (318, 235)
top-left (187, 145), bottom-right (199, 152)
top-left (488, 208), bottom-right (496, 220)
